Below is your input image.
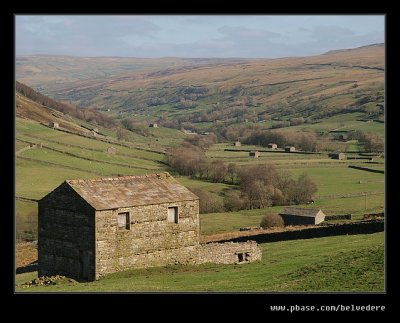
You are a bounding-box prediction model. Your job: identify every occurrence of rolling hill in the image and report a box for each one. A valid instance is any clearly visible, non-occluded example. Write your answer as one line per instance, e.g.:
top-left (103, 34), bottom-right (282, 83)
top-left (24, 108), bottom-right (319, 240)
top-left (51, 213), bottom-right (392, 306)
top-left (16, 44), bottom-right (384, 128)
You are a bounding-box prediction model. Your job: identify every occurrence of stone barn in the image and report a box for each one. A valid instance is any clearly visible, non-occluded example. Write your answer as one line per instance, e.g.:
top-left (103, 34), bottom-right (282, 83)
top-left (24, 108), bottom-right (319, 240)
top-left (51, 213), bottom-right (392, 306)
top-left (38, 172), bottom-right (261, 281)
top-left (249, 151), bottom-right (260, 158)
top-left (268, 143), bottom-right (277, 149)
top-left (285, 146), bottom-right (296, 152)
top-left (49, 121), bottom-right (59, 129)
top-left (279, 208), bottom-right (326, 225)
top-left (329, 152), bottom-right (345, 160)
top-left (234, 141), bottom-right (241, 147)
top-left (149, 123), bottom-right (158, 128)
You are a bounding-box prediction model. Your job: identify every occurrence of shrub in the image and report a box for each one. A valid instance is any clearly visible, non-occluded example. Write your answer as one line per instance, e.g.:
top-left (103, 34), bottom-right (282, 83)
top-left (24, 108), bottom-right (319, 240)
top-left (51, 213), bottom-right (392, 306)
top-left (260, 214), bottom-right (284, 229)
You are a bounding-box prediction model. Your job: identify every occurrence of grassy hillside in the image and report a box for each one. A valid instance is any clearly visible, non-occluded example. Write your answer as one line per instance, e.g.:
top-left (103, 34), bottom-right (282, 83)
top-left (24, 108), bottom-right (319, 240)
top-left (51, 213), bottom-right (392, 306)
top-left (16, 116), bottom-right (384, 241)
top-left (16, 44), bottom-right (384, 128)
top-left (15, 98), bottom-right (187, 241)
top-left (16, 232), bottom-right (384, 292)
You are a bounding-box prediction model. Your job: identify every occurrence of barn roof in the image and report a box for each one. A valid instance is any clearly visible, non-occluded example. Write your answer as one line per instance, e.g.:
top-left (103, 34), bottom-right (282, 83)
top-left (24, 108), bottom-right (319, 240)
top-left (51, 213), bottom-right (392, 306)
top-left (64, 172), bottom-right (198, 210)
top-left (280, 208), bottom-right (324, 218)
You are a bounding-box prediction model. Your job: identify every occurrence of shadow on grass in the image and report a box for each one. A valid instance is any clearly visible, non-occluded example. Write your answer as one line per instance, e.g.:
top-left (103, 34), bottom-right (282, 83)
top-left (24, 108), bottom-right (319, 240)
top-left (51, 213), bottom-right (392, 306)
top-left (16, 261), bottom-right (37, 274)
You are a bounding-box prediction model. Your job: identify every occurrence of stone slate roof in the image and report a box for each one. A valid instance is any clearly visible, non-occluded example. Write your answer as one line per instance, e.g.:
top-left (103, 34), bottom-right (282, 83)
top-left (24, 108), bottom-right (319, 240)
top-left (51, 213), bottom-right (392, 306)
top-left (66, 172), bottom-right (198, 210)
top-left (280, 208), bottom-right (324, 218)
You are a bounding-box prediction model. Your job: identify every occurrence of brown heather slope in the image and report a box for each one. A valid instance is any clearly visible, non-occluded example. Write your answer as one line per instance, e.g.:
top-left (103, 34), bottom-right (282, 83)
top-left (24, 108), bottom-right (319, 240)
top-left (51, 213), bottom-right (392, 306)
top-left (16, 44), bottom-right (384, 122)
top-left (16, 242), bottom-right (37, 268)
top-left (16, 92), bottom-right (90, 133)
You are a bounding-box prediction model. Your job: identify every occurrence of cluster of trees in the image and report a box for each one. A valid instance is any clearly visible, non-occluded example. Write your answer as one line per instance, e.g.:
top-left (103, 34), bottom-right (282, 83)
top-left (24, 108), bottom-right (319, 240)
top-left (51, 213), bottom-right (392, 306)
top-left (348, 130), bottom-right (384, 152)
top-left (225, 165), bottom-right (317, 210)
top-left (184, 133), bottom-right (217, 149)
top-left (167, 134), bottom-right (218, 176)
top-left (188, 188), bottom-right (224, 214)
top-left (121, 119), bottom-right (150, 137)
top-left (168, 146), bottom-right (318, 213)
top-left (16, 81), bottom-right (115, 127)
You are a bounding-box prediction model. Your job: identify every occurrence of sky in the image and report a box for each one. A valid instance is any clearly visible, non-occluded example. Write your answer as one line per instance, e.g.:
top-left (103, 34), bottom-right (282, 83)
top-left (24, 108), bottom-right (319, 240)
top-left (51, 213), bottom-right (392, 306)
top-left (16, 15), bottom-right (384, 58)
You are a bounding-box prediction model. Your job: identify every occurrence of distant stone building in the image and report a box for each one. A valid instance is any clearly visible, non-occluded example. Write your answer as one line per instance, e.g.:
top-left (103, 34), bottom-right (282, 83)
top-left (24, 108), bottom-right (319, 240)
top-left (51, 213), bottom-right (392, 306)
top-left (149, 123), bottom-right (158, 128)
top-left (249, 151), bottom-right (260, 158)
top-left (285, 146), bottom-right (296, 152)
top-left (329, 152), bottom-right (346, 160)
top-left (106, 147), bottom-right (117, 154)
top-left (38, 173), bottom-right (261, 281)
top-left (268, 143), bottom-right (277, 149)
top-left (234, 141), bottom-right (241, 147)
top-left (279, 208), bottom-right (326, 225)
top-left (49, 122), bottom-right (59, 129)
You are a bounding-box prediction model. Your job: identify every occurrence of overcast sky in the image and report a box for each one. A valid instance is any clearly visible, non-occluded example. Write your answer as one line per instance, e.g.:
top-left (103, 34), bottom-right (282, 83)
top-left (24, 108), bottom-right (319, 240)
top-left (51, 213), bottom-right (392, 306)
top-left (16, 15), bottom-right (384, 58)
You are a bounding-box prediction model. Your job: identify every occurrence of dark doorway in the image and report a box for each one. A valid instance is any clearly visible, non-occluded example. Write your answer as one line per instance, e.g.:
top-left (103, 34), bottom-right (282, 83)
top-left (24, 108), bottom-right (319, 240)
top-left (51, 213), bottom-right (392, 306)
top-left (79, 250), bottom-right (89, 280)
top-left (237, 253), bottom-right (244, 263)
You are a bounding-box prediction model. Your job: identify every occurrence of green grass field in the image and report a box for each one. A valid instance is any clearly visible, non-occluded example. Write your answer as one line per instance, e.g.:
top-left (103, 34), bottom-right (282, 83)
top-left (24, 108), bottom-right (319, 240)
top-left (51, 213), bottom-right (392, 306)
top-left (200, 193), bottom-right (384, 235)
top-left (15, 117), bottom-right (384, 240)
top-left (15, 119), bottom-right (174, 239)
top-left (15, 232), bottom-right (384, 292)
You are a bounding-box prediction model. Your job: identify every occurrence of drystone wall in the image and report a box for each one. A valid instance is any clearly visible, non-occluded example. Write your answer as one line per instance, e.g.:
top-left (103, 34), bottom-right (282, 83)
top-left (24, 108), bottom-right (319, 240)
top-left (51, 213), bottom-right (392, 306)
top-left (197, 241), bottom-right (262, 265)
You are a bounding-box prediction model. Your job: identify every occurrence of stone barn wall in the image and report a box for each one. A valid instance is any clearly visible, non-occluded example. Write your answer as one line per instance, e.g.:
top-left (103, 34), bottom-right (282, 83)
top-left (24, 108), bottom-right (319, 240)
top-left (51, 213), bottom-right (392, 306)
top-left (95, 200), bottom-right (200, 278)
top-left (38, 184), bottom-right (96, 281)
top-left (197, 241), bottom-right (262, 265)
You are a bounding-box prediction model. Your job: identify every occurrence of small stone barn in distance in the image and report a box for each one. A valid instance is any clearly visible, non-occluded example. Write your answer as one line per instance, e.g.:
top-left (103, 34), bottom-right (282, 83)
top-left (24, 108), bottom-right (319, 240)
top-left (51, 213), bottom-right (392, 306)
top-left (267, 143), bottom-right (277, 149)
top-left (38, 173), bottom-right (261, 281)
top-left (329, 152), bottom-right (346, 160)
top-left (249, 151), bottom-right (260, 158)
top-left (49, 121), bottom-right (59, 129)
top-left (279, 208), bottom-right (326, 225)
top-left (285, 146), bottom-right (296, 152)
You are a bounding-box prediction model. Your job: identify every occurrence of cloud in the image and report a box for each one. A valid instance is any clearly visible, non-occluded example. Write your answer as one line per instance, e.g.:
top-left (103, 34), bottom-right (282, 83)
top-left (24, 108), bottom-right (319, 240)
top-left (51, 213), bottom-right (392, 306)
top-left (16, 16), bottom-right (161, 56)
top-left (311, 25), bottom-right (355, 40)
top-left (218, 26), bottom-right (280, 39)
top-left (16, 16), bottom-right (384, 58)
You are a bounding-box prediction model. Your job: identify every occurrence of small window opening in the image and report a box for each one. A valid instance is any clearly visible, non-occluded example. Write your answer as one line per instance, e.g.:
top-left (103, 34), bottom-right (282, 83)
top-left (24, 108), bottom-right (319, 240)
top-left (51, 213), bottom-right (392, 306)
top-left (168, 207), bottom-right (178, 223)
top-left (118, 212), bottom-right (130, 230)
top-left (245, 252), bottom-right (251, 261)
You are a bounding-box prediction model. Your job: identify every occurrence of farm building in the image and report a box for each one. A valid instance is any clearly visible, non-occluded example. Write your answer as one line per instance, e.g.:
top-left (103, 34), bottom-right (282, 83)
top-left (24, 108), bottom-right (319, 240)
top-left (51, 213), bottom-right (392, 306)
top-left (38, 172), bottom-right (261, 281)
top-left (106, 147), bottom-right (117, 154)
top-left (234, 141), bottom-right (241, 147)
top-left (49, 121), bottom-right (59, 129)
top-left (268, 143), bottom-right (277, 149)
top-left (329, 152), bottom-right (346, 160)
top-left (285, 146), bottom-right (296, 152)
top-left (149, 123), bottom-right (158, 128)
top-left (249, 151), bottom-right (260, 158)
top-left (279, 208), bottom-right (326, 225)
